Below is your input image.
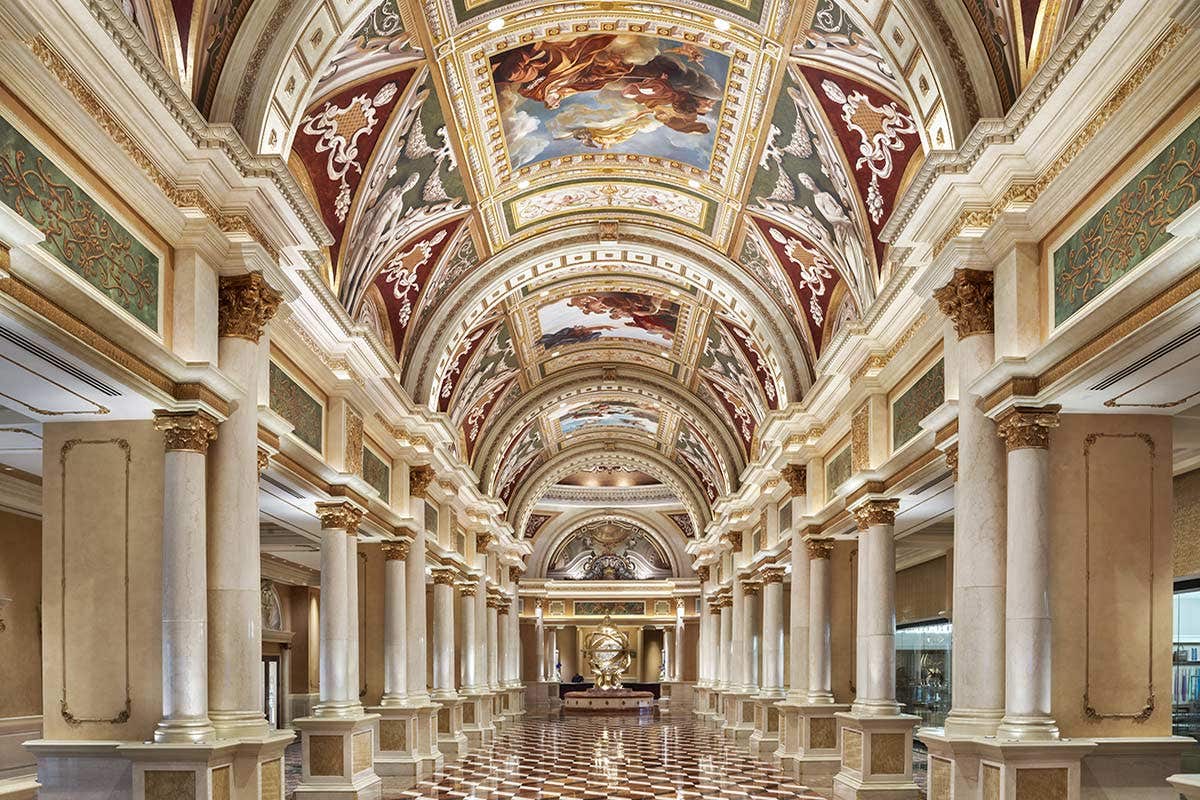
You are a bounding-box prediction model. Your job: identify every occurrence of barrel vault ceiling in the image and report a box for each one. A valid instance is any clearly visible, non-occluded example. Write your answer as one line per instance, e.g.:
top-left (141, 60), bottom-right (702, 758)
top-left (119, 0), bottom-right (1082, 535)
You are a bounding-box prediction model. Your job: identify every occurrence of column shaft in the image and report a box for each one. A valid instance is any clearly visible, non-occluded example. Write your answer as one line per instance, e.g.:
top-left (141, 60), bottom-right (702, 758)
top-left (475, 577), bottom-right (489, 692)
top-left (853, 501), bottom-right (900, 715)
top-left (317, 526), bottom-right (351, 713)
top-left (760, 570), bottom-right (785, 697)
top-left (743, 584), bottom-right (760, 691)
top-left (807, 542), bottom-right (835, 704)
top-left (535, 612), bottom-right (546, 681)
top-left (405, 522), bottom-right (430, 703)
top-left (431, 575), bottom-right (457, 697)
top-left (346, 532), bottom-right (362, 712)
top-left (381, 543), bottom-right (408, 704)
top-left (487, 600), bottom-right (500, 690)
top-left (460, 586), bottom-right (478, 690)
top-left (730, 582), bottom-right (746, 690)
top-left (719, 603), bottom-right (732, 689)
top-left (789, 540), bottom-right (810, 701)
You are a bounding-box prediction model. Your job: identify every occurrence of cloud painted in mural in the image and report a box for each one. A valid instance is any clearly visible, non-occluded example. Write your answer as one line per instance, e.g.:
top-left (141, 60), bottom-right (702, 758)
top-left (553, 400), bottom-right (659, 436)
top-left (490, 34), bottom-right (729, 170)
top-left (536, 292), bottom-right (680, 350)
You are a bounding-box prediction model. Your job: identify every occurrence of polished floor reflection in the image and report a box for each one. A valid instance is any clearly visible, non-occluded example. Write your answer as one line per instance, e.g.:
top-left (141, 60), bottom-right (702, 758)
top-left (287, 715), bottom-right (822, 799)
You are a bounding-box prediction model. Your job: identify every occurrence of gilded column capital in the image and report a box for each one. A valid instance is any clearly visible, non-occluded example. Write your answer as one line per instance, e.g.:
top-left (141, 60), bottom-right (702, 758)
top-left (256, 448), bottom-right (271, 472)
top-left (496, 603), bottom-right (510, 615)
top-left (508, 566), bottom-right (522, 584)
top-left (933, 268), bottom-right (994, 339)
top-left (315, 501), bottom-right (363, 533)
top-left (853, 498), bottom-right (900, 530)
top-left (945, 446), bottom-right (958, 480)
top-left (153, 410), bottom-right (218, 453)
top-left (458, 583), bottom-right (477, 597)
top-left (431, 568), bottom-right (457, 586)
top-left (759, 566), bottom-right (786, 584)
top-left (487, 596), bottom-right (507, 610)
top-left (741, 579), bottom-right (761, 596)
top-left (720, 531), bottom-right (742, 551)
top-left (997, 405), bottom-right (1061, 451)
top-left (382, 541), bottom-right (410, 561)
top-left (805, 539), bottom-right (834, 560)
top-left (476, 532), bottom-right (495, 553)
top-left (781, 464), bottom-right (807, 496)
top-left (217, 272), bottom-right (281, 342)
top-left (409, 464), bottom-right (434, 498)
top-left (696, 565), bottom-right (710, 582)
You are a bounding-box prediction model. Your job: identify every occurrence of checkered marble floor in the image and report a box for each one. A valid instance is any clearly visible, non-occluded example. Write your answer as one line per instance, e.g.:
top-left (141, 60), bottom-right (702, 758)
top-left (386, 715), bottom-right (821, 800)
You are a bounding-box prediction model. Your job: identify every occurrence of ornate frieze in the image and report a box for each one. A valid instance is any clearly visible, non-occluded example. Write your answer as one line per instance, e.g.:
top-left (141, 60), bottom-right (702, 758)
top-left (218, 272), bottom-right (281, 342)
top-left (153, 410), bottom-right (218, 453)
top-left (409, 464), bottom-right (434, 498)
top-left (892, 359), bottom-right (945, 450)
top-left (781, 464), bottom-right (807, 496)
top-left (805, 539), bottom-right (834, 560)
top-left (851, 402), bottom-right (870, 472)
top-left (382, 541), bottom-right (410, 560)
top-left (315, 501), bottom-right (363, 533)
top-left (268, 362), bottom-right (323, 453)
top-left (933, 268), bottom-right (994, 339)
top-left (853, 498), bottom-right (899, 529)
top-left (997, 405), bottom-right (1061, 451)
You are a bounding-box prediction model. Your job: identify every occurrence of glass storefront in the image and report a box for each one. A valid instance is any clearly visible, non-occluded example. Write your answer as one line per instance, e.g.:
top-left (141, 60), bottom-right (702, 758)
top-left (1173, 586), bottom-right (1200, 740)
top-left (896, 620), bottom-right (952, 727)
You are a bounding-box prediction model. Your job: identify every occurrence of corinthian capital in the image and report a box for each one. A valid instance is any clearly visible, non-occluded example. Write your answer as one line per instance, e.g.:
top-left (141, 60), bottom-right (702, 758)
top-left (409, 464), bottom-right (434, 498)
top-left (153, 410), bottom-right (218, 453)
top-left (997, 405), bottom-right (1061, 451)
top-left (315, 501), bottom-right (363, 533)
top-left (781, 464), bottom-right (807, 496)
top-left (853, 498), bottom-right (900, 530)
top-left (933, 269), bottom-right (993, 339)
top-left (218, 272), bottom-right (282, 342)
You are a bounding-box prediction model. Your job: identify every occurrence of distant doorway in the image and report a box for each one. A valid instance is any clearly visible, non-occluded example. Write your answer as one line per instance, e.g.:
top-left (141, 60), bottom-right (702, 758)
top-left (263, 655), bottom-right (282, 729)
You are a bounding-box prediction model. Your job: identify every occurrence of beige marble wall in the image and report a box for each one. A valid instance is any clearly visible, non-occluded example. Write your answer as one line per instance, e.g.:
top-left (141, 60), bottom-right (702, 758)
top-left (832, 540), bottom-right (856, 704)
top-left (1048, 414), bottom-right (1173, 738)
top-left (41, 420), bottom-right (164, 741)
top-left (1174, 469), bottom-right (1200, 578)
top-left (0, 508), bottom-right (41, 718)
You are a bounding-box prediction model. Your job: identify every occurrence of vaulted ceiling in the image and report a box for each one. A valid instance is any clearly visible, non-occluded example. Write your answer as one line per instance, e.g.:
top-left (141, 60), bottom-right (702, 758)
top-left (119, 0), bottom-right (1082, 537)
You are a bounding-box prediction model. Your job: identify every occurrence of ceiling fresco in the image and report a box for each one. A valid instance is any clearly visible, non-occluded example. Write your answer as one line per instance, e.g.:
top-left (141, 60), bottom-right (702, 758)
top-left (111, 0), bottom-right (1086, 538)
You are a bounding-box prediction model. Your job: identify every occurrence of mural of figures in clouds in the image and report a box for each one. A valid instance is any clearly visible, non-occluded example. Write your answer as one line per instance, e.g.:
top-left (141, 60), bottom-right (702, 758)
top-left (537, 292), bottom-right (680, 350)
top-left (491, 34), bottom-right (729, 169)
top-left (554, 400), bottom-right (659, 436)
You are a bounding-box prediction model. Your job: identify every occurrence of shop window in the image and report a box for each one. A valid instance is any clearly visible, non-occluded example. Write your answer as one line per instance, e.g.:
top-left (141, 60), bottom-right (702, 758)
top-left (896, 619), bottom-right (951, 727)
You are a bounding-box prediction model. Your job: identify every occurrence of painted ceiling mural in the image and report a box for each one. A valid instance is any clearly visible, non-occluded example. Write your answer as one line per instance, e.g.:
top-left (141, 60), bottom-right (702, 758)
top-left (105, 0), bottom-right (1083, 537)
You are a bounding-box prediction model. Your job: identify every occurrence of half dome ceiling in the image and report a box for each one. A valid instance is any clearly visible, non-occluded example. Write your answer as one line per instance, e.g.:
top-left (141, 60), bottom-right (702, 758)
top-left (121, 0), bottom-right (1082, 535)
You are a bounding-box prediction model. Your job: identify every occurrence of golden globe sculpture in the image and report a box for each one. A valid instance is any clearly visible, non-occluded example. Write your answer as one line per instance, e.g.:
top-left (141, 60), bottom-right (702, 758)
top-left (582, 615), bottom-right (633, 690)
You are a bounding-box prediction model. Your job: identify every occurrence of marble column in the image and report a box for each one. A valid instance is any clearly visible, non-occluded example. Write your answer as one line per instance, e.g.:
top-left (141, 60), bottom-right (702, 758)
top-left (787, 538), bottom-right (810, 702)
top-left (431, 570), bottom-right (458, 698)
top-left (674, 605), bottom-right (685, 682)
top-left (208, 272), bottom-right (280, 739)
top-left (487, 596), bottom-right (501, 691)
top-left (719, 598), bottom-right (733, 689)
top-left (663, 627), bottom-right (675, 681)
top-left (314, 502), bottom-right (362, 716)
top-left (153, 410), bottom-right (219, 744)
top-left (406, 511), bottom-right (430, 704)
top-left (759, 567), bottom-right (786, 697)
top-left (534, 603), bottom-right (546, 681)
top-left (806, 540), bottom-right (835, 704)
top-left (742, 580), bottom-right (760, 692)
top-left (730, 580), bottom-right (746, 691)
top-left (547, 626), bottom-right (559, 682)
top-left (997, 406), bottom-right (1061, 741)
top-left (346, 528), bottom-right (362, 714)
top-left (459, 583), bottom-right (479, 691)
top-left (497, 602), bottom-right (511, 685)
top-left (852, 500), bottom-right (900, 714)
top-left (380, 541), bottom-right (409, 705)
top-left (474, 577), bottom-right (489, 691)
top-left (935, 269), bottom-right (1006, 737)
top-left (506, 591), bottom-right (520, 688)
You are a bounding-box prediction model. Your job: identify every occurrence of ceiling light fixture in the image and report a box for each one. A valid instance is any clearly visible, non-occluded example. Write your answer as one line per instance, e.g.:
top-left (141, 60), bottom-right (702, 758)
top-left (488, 17), bottom-right (505, 31)
top-left (713, 18), bottom-right (731, 31)
top-left (517, 179), bottom-right (530, 189)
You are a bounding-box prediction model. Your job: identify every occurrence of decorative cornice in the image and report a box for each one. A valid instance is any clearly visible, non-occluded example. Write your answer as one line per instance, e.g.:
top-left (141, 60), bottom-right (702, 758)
top-left (853, 499), bottom-right (900, 530)
top-left (997, 405), bottom-right (1062, 451)
top-left (805, 540), bottom-right (834, 560)
top-left (315, 501), bottom-right (363, 533)
top-left (780, 464), bottom-right (806, 496)
top-left (759, 566), bottom-right (786, 584)
top-left (218, 273), bottom-right (282, 342)
top-left (382, 541), bottom-right (410, 561)
top-left (153, 410), bottom-right (218, 453)
top-left (410, 465), bottom-right (435, 499)
top-left (934, 269), bottom-right (994, 339)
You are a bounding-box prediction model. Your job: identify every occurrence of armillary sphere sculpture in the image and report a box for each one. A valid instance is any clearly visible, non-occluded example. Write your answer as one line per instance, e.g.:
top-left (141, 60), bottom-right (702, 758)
top-left (582, 615), bottom-right (634, 690)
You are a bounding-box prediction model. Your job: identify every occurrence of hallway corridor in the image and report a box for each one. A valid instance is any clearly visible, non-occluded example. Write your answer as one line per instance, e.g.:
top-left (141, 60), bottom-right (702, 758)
top-left (287, 716), bottom-right (822, 800)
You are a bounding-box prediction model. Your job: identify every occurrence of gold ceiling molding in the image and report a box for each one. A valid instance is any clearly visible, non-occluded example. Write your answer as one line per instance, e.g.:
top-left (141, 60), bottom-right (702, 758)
top-left (930, 21), bottom-right (1189, 260)
top-left (27, 37), bottom-right (282, 263)
top-left (0, 273), bottom-right (231, 416)
top-left (372, 412), bottom-right (434, 450)
top-left (783, 424), bottom-right (825, 450)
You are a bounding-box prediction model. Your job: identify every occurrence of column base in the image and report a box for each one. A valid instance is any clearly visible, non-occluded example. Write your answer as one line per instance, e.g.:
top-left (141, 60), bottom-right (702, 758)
top-left (749, 694), bottom-right (784, 759)
top-left (367, 702), bottom-right (443, 778)
top-left (721, 691), bottom-right (757, 740)
top-left (776, 701), bottom-right (850, 795)
top-left (710, 688), bottom-right (730, 728)
top-left (525, 681), bottom-right (562, 716)
top-left (293, 713), bottom-right (381, 799)
top-left (833, 711), bottom-right (920, 800)
top-left (431, 697), bottom-right (470, 761)
top-left (694, 685), bottom-right (717, 723)
top-left (501, 685), bottom-right (526, 722)
top-left (661, 682), bottom-right (695, 716)
top-left (942, 708), bottom-right (1005, 739)
top-left (459, 690), bottom-right (497, 746)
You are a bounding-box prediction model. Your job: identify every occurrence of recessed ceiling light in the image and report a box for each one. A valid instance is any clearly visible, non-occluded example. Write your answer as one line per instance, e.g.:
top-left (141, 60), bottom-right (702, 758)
top-left (713, 18), bottom-right (731, 31)
top-left (488, 17), bottom-right (505, 31)
top-left (687, 179), bottom-right (701, 189)
top-left (517, 179), bottom-right (530, 189)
